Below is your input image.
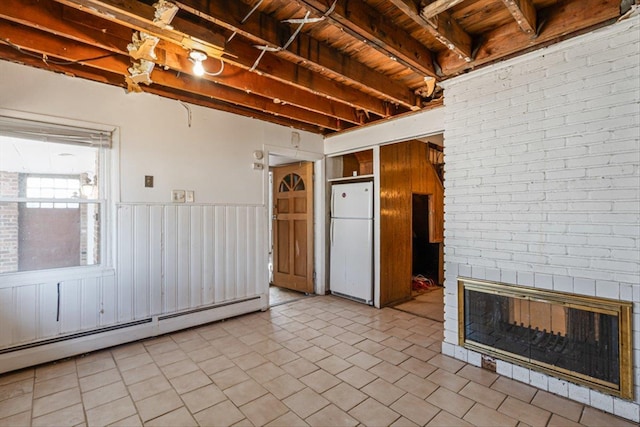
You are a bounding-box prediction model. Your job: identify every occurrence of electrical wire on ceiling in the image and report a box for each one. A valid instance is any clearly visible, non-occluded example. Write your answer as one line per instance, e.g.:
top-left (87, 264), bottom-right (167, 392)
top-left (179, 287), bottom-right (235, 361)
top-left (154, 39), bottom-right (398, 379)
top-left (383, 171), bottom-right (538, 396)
top-left (227, 0), bottom-right (264, 43)
top-left (0, 38), bottom-right (117, 66)
top-left (236, 0), bottom-right (338, 72)
top-left (202, 57), bottom-right (225, 76)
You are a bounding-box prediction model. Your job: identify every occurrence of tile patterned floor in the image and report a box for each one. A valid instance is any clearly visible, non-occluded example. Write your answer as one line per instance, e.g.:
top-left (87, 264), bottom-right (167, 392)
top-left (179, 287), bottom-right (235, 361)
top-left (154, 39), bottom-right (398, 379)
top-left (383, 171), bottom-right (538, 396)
top-left (269, 286), bottom-right (310, 306)
top-left (392, 287), bottom-right (445, 322)
top-left (0, 295), bottom-right (636, 427)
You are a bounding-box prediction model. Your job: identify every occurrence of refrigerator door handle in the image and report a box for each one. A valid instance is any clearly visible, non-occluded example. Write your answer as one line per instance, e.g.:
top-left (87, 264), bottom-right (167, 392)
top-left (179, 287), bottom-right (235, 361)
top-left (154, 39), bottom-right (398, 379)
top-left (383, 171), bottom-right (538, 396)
top-left (330, 190), bottom-right (334, 217)
top-left (330, 220), bottom-right (334, 246)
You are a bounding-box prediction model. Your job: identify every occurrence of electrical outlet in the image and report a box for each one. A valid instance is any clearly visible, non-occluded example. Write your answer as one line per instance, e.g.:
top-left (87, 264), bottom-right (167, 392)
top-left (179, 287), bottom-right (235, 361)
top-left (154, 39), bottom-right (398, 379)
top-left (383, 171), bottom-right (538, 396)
top-left (252, 162), bottom-right (264, 170)
top-left (171, 190), bottom-right (185, 203)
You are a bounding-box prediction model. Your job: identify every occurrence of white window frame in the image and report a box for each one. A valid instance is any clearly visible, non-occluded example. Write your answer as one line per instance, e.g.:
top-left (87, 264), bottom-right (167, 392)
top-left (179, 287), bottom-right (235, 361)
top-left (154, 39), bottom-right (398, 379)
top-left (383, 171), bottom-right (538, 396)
top-left (0, 110), bottom-right (118, 286)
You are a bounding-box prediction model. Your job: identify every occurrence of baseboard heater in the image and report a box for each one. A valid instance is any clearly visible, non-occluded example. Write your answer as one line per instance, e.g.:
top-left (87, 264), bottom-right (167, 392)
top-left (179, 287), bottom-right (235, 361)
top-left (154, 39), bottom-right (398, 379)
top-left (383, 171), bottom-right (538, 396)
top-left (0, 294), bottom-right (265, 374)
top-left (158, 296), bottom-right (260, 320)
top-left (0, 318), bottom-right (153, 355)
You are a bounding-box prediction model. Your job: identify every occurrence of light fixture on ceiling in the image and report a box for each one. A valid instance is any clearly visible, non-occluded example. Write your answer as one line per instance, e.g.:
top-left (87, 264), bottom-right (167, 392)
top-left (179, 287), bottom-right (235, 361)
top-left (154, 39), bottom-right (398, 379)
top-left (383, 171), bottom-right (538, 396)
top-left (188, 50), bottom-right (225, 77)
top-left (189, 50), bottom-right (207, 77)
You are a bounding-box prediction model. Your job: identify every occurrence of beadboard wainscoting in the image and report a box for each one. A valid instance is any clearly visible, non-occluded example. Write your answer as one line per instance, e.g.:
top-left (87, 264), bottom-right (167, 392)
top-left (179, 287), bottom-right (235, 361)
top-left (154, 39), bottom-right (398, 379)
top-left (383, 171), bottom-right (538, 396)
top-left (116, 203), bottom-right (268, 320)
top-left (0, 203), bottom-right (268, 374)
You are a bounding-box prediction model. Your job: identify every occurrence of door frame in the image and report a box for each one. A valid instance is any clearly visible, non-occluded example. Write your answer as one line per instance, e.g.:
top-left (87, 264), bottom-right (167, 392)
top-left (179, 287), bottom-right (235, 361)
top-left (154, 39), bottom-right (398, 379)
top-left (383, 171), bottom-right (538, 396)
top-left (264, 145), bottom-right (326, 301)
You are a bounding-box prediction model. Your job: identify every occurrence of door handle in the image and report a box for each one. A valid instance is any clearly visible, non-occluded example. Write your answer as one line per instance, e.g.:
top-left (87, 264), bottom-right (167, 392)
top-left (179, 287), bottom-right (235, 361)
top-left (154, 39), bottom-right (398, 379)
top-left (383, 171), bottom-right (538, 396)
top-left (330, 192), bottom-right (334, 216)
top-left (330, 221), bottom-right (334, 246)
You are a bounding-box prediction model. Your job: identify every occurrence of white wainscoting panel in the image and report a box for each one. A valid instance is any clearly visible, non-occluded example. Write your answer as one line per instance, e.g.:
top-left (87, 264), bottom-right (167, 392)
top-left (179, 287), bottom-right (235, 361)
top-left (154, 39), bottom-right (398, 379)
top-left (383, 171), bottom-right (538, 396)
top-left (0, 271), bottom-right (117, 350)
top-left (116, 203), bottom-right (267, 320)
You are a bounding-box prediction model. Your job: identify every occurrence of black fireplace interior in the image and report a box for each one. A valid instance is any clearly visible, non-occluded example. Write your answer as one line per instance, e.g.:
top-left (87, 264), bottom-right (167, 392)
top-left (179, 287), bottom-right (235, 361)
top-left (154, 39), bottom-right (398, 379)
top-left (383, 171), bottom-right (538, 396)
top-left (464, 289), bottom-right (620, 386)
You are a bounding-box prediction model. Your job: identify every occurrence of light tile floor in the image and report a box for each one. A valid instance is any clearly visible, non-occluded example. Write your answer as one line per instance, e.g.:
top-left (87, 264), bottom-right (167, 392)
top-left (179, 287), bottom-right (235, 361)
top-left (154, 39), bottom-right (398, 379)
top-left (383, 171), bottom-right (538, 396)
top-left (393, 287), bottom-right (444, 322)
top-left (269, 286), bottom-right (310, 306)
top-left (0, 295), bottom-right (636, 427)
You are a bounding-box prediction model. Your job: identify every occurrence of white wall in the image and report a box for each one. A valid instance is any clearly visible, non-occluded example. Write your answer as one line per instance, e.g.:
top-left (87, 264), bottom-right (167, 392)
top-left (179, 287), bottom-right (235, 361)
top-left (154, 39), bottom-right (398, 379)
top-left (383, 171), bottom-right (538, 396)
top-left (0, 62), bottom-right (323, 205)
top-left (0, 59), bottom-right (324, 370)
top-left (440, 16), bottom-right (640, 422)
top-left (324, 108), bottom-right (444, 155)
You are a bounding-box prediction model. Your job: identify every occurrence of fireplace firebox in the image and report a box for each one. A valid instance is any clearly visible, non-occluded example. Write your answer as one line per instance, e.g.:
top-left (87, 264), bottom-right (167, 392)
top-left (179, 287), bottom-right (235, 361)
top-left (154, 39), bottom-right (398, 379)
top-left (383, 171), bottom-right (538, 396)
top-left (458, 278), bottom-right (633, 399)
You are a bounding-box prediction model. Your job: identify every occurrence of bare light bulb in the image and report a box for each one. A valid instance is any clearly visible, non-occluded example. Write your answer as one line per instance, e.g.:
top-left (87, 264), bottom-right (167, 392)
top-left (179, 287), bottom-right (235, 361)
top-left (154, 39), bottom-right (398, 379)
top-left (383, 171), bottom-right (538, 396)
top-left (193, 60), bottom-right (205, 77)
top-left (189, 50), bottom-right (207, 77)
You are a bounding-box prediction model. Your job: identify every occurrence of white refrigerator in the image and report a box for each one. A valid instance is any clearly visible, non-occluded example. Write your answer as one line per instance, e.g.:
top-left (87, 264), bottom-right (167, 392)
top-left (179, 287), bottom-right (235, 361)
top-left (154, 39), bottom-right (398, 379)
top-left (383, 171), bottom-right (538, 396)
top-left (330, 181), bottom-right (374, 305)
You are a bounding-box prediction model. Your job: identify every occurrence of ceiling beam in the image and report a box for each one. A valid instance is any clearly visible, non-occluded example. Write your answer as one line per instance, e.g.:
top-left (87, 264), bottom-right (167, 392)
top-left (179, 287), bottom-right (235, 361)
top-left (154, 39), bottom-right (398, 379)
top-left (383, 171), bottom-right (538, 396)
top-left (0, 0), bottom-right (364, 125)
top-left (421, 0), bottom-right (467, 19)
top-left (141, 86), bottom-right (331, 134)
top-left (174, 0), bottom-right (417, 109)
top-left (220, 35), bottom-right (399, 117)
top-left (500, 0), bottom-right (537, 37)
top-left (52, 0), bottom-right (225, 58)
top-left (155, 41), bottom-right (364, 125)
top-left (0, 43), bottom-right (126, 86)
top-left (389, 0), bottom-right (472, 63)
top-left (48, 0), bottom-right (394, 117)
top-left (0, 19), bottom-right (346, 131)
top-left (296, 0), bottom-right (438, 78)
top-left (0, 43), bottom-right (327, 133)
top-left (438, 0), bottom-right (621, 76)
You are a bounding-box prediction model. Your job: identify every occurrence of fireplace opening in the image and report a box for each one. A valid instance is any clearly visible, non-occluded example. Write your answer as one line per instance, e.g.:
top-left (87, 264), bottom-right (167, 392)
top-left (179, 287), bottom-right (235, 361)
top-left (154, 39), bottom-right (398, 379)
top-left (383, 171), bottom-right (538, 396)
top-left (459, 278), bottom-right (633, 399)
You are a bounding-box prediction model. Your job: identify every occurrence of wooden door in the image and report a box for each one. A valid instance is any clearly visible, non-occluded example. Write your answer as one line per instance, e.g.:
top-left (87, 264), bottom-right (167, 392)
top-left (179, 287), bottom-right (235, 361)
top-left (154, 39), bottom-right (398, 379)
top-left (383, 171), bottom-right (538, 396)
top-left (272, 162), bottom-right (314, 293)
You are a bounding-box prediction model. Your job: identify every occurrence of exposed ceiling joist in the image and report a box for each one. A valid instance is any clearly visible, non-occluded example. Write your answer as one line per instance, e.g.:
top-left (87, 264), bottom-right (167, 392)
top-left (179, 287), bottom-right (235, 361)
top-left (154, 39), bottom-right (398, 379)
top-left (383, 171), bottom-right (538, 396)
top-left (0, 42), bottom-right (326, 133)
top-left (0, 0), bottom-right (364, 125)
top-left (53, 0), bottom-right (225, 58)
top-left (174, 0), bottom-right (417, 109)
top-left (421, 0), bottom-right (467, 19)
top-left (500, 0), bottom-right (537, 37)
top-left (437, 0), bottom-right (622, 76)
top-left (390, 0), bottom-right (472, 63)
top-left (295, 0), bottom-right (438, 78)
top-left (0, 0), bottom-right (626, 135)
top-left (0, 19), bottom-right (347, 131)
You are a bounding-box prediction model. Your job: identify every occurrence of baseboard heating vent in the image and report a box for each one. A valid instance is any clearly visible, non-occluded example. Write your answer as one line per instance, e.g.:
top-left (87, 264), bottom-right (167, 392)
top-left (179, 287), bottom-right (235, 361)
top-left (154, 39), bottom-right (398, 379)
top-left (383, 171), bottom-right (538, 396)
top-left (158, 296), bottom-right (262, 321)
top-left (0, 318), bottom-right (153, 355)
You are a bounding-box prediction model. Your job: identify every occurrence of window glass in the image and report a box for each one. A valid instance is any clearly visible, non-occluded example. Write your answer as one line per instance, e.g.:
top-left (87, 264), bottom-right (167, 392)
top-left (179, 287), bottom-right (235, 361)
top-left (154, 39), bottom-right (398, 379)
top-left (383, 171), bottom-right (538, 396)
top-left (0, 133), bottom-right (104, 273)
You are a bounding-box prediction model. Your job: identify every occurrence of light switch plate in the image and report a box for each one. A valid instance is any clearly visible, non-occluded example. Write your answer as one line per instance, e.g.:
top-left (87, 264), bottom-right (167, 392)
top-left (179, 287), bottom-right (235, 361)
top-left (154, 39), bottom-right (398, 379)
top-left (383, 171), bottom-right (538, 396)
top-left (144, 175), bottom-right (154, 187)
top-left (185, 190), bottom-right (194, 203)
top-left (172, 190), bottom-right (185, 203)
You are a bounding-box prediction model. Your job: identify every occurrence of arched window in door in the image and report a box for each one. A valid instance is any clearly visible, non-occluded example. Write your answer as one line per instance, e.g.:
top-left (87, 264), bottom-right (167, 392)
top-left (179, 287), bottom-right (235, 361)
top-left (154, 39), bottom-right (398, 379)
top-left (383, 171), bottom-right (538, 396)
top-left (278, 173), bottom-right (305, 193)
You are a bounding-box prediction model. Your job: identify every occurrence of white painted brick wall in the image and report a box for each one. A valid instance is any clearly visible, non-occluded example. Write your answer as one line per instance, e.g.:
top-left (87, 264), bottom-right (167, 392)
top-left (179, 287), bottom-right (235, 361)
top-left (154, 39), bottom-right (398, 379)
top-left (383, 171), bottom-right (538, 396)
top-left (441, 16), bottom-right (640, 422)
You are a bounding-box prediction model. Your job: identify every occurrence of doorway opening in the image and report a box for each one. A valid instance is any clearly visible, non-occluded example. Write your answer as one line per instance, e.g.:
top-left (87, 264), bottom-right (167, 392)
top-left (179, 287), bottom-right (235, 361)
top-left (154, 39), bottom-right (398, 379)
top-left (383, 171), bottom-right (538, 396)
top-left (267, 152), bottom-right (321, 307)
top-left (389, 136), bottom-right (445, 321)
top-left (412, 193), bottom-right (440, 286)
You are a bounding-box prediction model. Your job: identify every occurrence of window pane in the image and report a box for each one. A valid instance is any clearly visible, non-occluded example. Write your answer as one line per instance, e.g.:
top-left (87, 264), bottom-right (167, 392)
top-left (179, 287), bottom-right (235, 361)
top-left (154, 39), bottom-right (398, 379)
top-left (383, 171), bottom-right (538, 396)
top-left (0, 201), bottom-right (101, 273)
top-left (0, 133), bottom-right (103, 273)
top-left (40, 188), bottom-right (55, 198)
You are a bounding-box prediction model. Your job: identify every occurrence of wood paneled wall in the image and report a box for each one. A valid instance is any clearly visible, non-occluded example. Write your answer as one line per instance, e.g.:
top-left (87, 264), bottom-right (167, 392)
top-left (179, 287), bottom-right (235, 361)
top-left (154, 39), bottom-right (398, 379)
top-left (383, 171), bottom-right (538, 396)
top-left (380, 140), bottom-right (444, 307)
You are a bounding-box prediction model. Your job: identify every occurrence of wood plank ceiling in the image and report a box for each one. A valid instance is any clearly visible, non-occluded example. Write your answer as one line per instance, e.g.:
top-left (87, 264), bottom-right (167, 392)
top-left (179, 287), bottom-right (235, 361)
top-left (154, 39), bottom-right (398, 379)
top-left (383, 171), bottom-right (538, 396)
top-left (0, 0), bottom-right (631, 134)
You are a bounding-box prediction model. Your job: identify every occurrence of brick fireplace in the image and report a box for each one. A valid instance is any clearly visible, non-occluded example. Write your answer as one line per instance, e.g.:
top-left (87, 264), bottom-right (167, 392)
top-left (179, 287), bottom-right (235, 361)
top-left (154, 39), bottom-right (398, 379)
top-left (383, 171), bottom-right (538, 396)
top-left (440, 16), bottom-right (639, 422)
